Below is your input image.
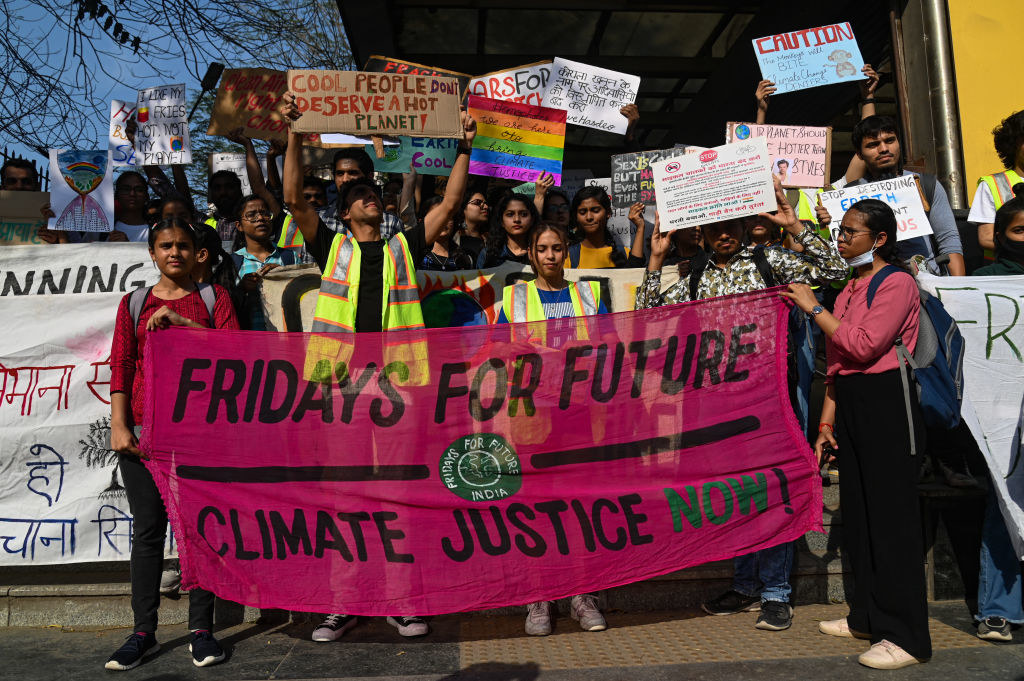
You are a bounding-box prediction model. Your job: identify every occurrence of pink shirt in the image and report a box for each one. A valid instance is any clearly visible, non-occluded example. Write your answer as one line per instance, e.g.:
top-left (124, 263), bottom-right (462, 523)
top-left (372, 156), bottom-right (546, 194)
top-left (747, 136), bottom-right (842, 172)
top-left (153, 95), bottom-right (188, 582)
top-left (826, 270), bottom-right (919, 381)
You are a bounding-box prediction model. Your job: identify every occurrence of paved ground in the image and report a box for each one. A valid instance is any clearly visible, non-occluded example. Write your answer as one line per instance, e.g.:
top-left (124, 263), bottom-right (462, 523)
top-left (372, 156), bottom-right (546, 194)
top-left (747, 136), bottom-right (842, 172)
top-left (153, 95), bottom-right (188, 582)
top-left (1, 601), bottom-right (1021, 681)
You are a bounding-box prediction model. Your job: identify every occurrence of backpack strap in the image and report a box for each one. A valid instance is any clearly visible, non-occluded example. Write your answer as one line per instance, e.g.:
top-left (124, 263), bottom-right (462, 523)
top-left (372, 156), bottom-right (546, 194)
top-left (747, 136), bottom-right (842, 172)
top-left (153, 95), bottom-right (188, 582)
top-left (128, 286), bottom-right (153, 337)
top-left (230, 252), bottom-right (244, 271)
top-left (196, 282), bottom-right (218, 328)
top-left (918, 173), bottom-right (937, 214)
top-left (751, 245), bottom-right (777, 288)
top-left (865, 264), bottom-right (909, 308)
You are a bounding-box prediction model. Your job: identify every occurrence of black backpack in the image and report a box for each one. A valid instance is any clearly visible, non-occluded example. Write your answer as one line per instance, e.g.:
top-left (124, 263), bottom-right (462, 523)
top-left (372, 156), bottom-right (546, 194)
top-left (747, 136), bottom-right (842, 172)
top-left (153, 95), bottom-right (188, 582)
top-left (128, 283), bottom-right (218, 335)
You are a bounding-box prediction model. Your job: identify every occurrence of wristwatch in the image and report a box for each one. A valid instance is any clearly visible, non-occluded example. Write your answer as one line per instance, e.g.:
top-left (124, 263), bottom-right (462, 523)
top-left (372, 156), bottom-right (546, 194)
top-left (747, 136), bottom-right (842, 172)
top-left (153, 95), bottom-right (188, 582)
top-left (810, 305), bottom-right (825, 317)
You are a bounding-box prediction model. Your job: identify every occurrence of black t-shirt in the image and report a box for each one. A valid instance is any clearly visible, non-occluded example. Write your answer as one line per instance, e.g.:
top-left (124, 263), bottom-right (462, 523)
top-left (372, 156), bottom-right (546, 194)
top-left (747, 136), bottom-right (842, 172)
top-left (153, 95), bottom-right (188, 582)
top-left (308, 219), bottom-right (427, 333)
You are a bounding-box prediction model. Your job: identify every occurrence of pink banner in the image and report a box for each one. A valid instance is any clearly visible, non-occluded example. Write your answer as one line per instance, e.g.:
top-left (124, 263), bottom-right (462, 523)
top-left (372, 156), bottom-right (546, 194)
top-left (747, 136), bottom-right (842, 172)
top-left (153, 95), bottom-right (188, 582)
top-left (143, 289), bottom-right (821, 615)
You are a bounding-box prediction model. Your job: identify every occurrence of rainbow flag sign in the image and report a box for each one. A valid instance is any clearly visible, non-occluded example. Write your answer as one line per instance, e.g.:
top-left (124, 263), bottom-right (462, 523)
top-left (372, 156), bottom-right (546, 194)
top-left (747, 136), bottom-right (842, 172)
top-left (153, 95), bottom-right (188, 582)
top-left (467, 95), bottom-right (566, 185)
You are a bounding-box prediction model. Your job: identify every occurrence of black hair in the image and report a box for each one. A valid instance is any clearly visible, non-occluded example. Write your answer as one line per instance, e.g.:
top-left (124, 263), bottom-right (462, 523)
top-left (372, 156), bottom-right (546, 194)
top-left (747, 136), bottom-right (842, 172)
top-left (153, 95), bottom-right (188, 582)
top-left (844, 199), bottom-right (911, 272)
top-left (159, 195), bottom-right (195, 221)
top-left (526, 221), bottom-right (571, 275)
top-left (115, 171), bottom-right (147, 192)
top-left (234, 193), bottom-right (269, 221)
top-left (332, 148), bottom-right (374, 178)
top-left (147, 217), bottom-right (195, 250)
top-left (569, 185), bottom-right (626, 266)
top-left (302, 176), bottom-right (326, 191)
top-left (0, 158), bottom-right (38, 187)
top-left (992, 110), bottom-right (1024, 170)
top-left (852, 115), bottom-right (899, 153)
top-left (420, 194), bottom-right (446, 220)
top-left (482, 191), bottom-right (540, 267)
top-left (993, 196), bottom-right (1024, 258)
top-left (208, 169), bottom-right (243, 192)
top-left (193, 224), bottom-right (239, 295)
top-left (336, 177), bottom-right (381, 214)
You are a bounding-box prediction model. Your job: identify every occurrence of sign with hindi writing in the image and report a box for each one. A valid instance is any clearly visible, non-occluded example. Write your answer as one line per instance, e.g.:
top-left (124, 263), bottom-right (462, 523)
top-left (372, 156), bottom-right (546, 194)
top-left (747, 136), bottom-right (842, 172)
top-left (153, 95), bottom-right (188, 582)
top-left (48, 150), bottom-right (115, 233)
top-left (726, 123), bottom-right (831, 188)
top-left (135, 84), bottom-right (192, 165)
top-left (467, 95), bottom-right (567, 185)
top-left (652, 139), bottom-right (777, 232)
top-left (287, 70), bottom-right (464, 138)
top-left (818, 175), bottom-right (932, 243)
top-left (542, 58), bottom-right (639, 135)
top-left (362, 137), bottom-right (460, 176)
top-left (0, 190), bottom-right (49, 245)
top-left (468, 61), bottom-right (552, 107)
top-left (364, 55), bottom-right (472, 99)
top-left (108, 100), bottom-right (136, 167)
top-left (144, 288), bottom-right (820, 615)
top-left (752, 22), bottom-right (867, 94)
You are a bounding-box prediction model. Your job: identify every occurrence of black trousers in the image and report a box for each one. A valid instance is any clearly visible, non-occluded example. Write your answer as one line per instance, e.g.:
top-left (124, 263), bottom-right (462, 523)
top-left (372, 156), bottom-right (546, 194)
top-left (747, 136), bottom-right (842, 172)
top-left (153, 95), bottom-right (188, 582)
top-left (119, 453), bottom-right (215, 633)
top-left (835, 370), bottom-right (932, 660)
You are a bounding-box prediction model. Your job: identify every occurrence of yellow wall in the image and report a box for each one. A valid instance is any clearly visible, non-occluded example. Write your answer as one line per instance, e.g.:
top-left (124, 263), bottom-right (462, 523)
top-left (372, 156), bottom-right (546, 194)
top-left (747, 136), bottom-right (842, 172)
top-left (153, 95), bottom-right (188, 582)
top-left (948, 1), bottom-right (1024, 200)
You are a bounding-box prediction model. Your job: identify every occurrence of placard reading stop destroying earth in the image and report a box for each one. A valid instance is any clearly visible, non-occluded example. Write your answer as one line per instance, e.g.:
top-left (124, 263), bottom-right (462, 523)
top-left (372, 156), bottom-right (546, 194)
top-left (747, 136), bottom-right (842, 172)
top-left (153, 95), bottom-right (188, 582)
top-left (652, 139), bottom-right (777, 232)
top-left (818, 175), bottom-right (932, 242)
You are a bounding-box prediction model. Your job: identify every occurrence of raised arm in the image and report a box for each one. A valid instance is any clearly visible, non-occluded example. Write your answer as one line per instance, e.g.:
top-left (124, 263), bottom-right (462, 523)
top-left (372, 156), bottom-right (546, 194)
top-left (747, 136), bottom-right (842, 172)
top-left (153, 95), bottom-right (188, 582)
top-left (265, 137), bottom-right (286, 192)
top-left (226, 127), bottom-right (281, 214)
top-left (841, 64), bottom-right (880, 184)
top-left (532, 171), bottom-right (555, 216)
top-left (398, 162), bottom-right (420, 230)
top-left (279, 92), bottom-right (320, 244)
top-left (424, 110), bottom-right (476, 246)
top-left (754, 80), bottom-right (775, 125)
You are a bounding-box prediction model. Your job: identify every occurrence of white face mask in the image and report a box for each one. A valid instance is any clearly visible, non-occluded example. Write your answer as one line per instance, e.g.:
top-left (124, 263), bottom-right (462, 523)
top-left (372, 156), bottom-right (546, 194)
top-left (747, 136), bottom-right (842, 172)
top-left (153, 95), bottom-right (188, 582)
top-left (843, 238), bottom-right (879, 268)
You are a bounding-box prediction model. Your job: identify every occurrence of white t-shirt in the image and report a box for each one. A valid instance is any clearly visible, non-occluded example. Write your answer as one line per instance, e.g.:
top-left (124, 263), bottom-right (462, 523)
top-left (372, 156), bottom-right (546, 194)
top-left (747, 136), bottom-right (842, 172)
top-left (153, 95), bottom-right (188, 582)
top-left (967, 182), bottom-right (996, 225)
top-left (113, 221), bottom-right (150, 242)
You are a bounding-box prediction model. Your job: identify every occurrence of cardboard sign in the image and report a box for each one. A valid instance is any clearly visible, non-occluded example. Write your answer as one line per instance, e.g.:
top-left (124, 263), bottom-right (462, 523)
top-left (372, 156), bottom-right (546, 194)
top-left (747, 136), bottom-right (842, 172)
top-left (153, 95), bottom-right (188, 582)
top-left (287, 70), bottom-right (464, 138)
top-left (0, 190), bottom-right (49, 245)
top-left (726, 123), bottom-right (832, 188)
top-left (818, 175), bottom-right (933, 242)
top-left (752, 22), bottom-right (867, 94)
top-left (611, 148), bottom-right (689, 210)
top-left (363, 55), bottom-right (472, 99)
top-left (48, 150), bottom-right (115, 232)
top-left (467, 95), bottom-right (567, 185)
top-left (652, 139), bottom-right (777, 232)
top-left (468, 61), bottom-right (552, 107)
top-left (542, 58), bottom-right (639, 135)
top-left (362, 137), bottom-right (460, 175)
top-left (208, 153), bottom-right (283, 196)
top-left (108, 100), bottom-right (136, 167)
top-left (207, 68), bottom-right (295, 144)
top-left (135, 84), bottom-right (192, 165)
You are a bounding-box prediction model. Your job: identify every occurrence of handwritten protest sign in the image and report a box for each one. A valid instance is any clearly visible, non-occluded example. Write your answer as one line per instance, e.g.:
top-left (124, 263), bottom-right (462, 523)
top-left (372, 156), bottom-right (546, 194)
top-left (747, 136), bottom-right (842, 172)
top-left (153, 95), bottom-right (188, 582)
top-left (726, 123), bottom-right (831, 188)
top-left (208, 153), bottom-right (282, 196)
top-left (542, 58), bottom-right (639, 135)
top-left (48, 150), bottom-right (115, 233)
top-left (145, 288), bottom-right (820, 615)
top-left (364, 55), bottom-right (472, 99)
top-left (135, 84), bottom-right (191, 165)
top-left (287, 70), bottom-right (464, 138)
top-left (818, 175), bottom-right (932, 242)
top-left (0, 190), bottom-right (49, 245)
top-left (362, 137), bottom-right (460, 175)
top-left (469, 61), bottom-right (552, 107)
top-left (206, 68), bottom-right (315, 146)
top-left (652, 139), bottom-right (777, 232)
top-left (108, 100), bottom-right (136, 167)
top-left (467, 95), bottom-right (566, 185)
top-left (611, 148), bottom-right (688, 211)
top-left (752, 22), bottom-right (867, 94)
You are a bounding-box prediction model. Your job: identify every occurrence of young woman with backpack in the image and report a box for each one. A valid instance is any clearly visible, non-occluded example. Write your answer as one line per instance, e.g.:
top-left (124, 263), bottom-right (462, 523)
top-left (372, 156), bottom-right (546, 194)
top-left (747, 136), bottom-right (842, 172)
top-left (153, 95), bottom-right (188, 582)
top-left (782, 199), bottom-right (931, 670)
top-left (105, 218), bottom-right (239, 671)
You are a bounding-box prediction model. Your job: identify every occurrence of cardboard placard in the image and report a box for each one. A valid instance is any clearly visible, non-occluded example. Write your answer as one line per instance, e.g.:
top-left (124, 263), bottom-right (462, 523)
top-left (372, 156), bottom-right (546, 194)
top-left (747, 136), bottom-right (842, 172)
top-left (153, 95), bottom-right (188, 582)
top-left (652, 139), bottom-right (777, 232)
top-left (0, 190), bottom-right (49, 245)
top-left (363, 55), bottom-right (472, 99)
top-left (287, 70), bottom-right (463, 138)
top-left (467, 95), bottom-right (567, 185)
top-left (135, 84), bottom-right (192, 165)
top-left (818, 175), bottom-right (933, 242)
top-left (48, 150), bottom-right (115, 232)
top-left (468, 61), bottom-right (552, 107)
top-left (364, 137), bottom-right (460, 175)
top-left (725, 122), bottom-right (832, 188)
top-left (542, 58), bottom-right (639, 135)
top-left (109, 100), bottom-right (137, 166)
top-left (752, 22), bottom-right (867, 94)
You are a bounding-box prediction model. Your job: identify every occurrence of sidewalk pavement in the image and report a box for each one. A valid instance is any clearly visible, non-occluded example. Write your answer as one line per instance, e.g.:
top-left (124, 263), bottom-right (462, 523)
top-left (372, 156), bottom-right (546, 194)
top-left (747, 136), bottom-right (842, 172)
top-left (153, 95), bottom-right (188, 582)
top-left (1, 601), bottom-right (1020, 681)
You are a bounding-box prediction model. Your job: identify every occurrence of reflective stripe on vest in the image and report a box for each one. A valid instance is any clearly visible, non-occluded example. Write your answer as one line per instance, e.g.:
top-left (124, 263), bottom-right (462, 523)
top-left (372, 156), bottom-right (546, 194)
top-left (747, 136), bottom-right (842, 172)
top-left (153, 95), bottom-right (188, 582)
top-left (503, 281), bottom-right (601, 323)
top-left (978, 170), bottom-right (1022, 261)
top-left (277, 214), bottom-right (304, 249)
top-left (310, 232), bottom-right (424, 333)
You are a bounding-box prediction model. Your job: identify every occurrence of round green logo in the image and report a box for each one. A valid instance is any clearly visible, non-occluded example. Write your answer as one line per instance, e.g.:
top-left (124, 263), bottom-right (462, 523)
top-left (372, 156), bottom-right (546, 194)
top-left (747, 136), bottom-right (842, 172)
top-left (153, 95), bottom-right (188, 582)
top-left (440, 433), bottom-right (522, 502)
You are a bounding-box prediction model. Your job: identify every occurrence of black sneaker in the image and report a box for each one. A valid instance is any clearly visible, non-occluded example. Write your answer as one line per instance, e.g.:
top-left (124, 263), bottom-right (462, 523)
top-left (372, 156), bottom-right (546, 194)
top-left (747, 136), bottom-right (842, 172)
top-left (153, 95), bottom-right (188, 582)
top-left (311, 613), bottom-right (359, 642)
top-left (104, 632), bottom-right (160, 670)
top-left (701, 589), bottom-right (761, 616)
top-left (189, 630), bottom-right (226, 667)
top-left (755, 600), bottom-right (793, 631)
top-left (977, 616), bottom-right (1012, 642)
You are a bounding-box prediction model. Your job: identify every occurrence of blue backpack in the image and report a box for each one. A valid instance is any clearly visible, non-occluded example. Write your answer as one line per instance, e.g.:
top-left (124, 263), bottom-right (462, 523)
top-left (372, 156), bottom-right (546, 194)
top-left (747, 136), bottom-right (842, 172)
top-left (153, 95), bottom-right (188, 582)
top-left (866, 266), bottom-right (965, 453)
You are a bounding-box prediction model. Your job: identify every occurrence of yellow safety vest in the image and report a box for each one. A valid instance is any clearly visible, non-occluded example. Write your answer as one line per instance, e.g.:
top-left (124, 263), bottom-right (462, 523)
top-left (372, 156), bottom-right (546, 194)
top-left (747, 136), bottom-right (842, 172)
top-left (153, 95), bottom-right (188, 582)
top-left (311, 232), bottom-right (424, 333)
top-left (502, 280), bottom-right (601, 322)
top-left (277, 213), bottom-right (304, 250)
top-left (978, 169), bottom-right (1023, 261)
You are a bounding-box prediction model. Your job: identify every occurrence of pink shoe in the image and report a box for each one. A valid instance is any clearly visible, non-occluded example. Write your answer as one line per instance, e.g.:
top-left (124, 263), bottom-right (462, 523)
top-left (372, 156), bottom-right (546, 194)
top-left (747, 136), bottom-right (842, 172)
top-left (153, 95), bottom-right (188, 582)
top-left (818, 617), bottom-right (870, 639)
top-left (858, 640), bottom-right (922, 669)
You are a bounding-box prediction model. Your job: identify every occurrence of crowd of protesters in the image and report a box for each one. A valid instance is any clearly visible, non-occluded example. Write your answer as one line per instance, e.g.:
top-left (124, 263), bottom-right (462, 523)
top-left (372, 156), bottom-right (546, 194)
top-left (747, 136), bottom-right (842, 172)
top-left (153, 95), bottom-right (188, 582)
top-left (2, 59), bottom-right (1022, 674)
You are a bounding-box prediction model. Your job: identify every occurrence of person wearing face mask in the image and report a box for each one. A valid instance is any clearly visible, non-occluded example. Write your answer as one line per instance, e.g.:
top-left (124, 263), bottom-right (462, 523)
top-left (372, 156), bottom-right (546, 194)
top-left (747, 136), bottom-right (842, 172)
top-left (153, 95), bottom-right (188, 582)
top-left (782, 199), bottom-right (931, 670)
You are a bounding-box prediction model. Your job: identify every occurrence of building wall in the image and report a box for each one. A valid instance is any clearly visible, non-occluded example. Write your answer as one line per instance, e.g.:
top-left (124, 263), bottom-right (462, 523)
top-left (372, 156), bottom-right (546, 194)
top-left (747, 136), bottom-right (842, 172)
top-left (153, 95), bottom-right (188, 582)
top-left (948, 1), bottom-right (1024, 194)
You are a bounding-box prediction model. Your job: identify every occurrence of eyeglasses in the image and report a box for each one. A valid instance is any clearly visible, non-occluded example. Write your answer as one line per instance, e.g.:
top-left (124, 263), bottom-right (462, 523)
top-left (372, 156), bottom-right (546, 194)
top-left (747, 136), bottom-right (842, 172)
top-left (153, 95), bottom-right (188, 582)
top-left (117, 185), bottom-right (148, 195)
top-left (467, 199), bottom-right (487, 207)
top-left (831, 226), bottom-right (871, 242)
top-left (242, 210), bottom-right (272, 220)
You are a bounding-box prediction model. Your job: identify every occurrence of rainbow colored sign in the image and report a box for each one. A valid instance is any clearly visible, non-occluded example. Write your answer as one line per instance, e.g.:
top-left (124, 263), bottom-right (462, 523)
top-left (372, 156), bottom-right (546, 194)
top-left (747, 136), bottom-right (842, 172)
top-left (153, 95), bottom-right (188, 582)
top-left (467, 95), bottom-right (566, 185)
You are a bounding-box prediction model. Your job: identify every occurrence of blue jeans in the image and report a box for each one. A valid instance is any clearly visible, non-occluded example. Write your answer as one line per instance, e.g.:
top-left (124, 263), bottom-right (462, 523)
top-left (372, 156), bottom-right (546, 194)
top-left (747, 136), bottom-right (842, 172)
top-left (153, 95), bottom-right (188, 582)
top-left (733, 542), bottom-right (795, 604)
top-left (977, 491), bottom-right (1024, 623)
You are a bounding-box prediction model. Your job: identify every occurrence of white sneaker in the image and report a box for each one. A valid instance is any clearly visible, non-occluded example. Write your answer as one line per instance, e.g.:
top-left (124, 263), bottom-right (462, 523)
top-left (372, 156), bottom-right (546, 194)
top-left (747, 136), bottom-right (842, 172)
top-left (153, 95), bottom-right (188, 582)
top-left (386, 616), bottom-right (429, 637)
top-left (570, 593), bottom-right (607, 632)
top-left (858, 639), bottom-right (921, 669)
top-left (525, 601), bottom-right (552, 636)
top-left (818, 617), bottom-right (870, 639)
top-left (311, 614), bottom-right (358, 642)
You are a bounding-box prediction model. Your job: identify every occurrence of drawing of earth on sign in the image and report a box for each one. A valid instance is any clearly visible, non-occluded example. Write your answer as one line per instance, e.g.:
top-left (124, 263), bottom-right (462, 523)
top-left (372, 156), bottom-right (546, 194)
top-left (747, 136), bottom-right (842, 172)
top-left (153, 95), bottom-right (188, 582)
top-left (56, 151), bottom-right (110, 232)
top-left (422, 289), bottom-right (487, 328)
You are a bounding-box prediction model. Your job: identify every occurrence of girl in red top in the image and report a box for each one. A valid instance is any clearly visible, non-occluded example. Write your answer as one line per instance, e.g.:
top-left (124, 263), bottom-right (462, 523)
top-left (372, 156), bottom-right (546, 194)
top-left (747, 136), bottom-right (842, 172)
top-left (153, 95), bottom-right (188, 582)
top-left (105, 218), bottom-right (239, 672)
top-left (782, 199), bottom-right (929, 670)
